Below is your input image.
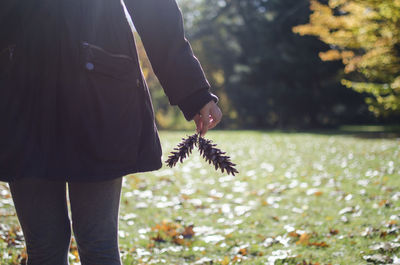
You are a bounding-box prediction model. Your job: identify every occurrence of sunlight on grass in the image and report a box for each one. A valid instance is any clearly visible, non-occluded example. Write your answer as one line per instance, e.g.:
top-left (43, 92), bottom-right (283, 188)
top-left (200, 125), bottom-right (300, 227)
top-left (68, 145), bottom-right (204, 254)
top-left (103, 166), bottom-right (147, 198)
top-left (0, 131), bottom-right (399, 264)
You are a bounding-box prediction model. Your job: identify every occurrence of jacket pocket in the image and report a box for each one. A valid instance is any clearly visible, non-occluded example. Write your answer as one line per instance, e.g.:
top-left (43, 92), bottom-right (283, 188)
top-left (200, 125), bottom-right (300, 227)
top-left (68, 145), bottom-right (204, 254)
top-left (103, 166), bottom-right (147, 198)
top-left (81, 41), bottom-right (135, 80)
top-left (79, 41), bottom-right (143, 162)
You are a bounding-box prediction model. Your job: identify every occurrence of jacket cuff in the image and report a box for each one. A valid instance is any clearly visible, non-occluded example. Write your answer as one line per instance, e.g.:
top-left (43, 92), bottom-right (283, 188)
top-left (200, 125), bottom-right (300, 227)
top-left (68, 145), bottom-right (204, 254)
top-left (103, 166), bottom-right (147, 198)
top-left (178, 89), bottom-right (219, 121)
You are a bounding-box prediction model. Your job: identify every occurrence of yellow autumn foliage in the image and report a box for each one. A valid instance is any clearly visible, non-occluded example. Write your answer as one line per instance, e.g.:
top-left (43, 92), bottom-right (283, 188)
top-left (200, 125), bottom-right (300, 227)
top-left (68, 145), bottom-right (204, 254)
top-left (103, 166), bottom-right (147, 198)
top-left (293, 0), bottom-right (400, 116)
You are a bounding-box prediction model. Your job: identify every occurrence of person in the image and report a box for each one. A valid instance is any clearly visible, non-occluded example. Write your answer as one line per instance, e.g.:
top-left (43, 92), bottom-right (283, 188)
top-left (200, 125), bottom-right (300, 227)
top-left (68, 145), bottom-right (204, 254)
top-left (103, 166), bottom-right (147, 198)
top-left (0, 0), bottom-right (222, 264)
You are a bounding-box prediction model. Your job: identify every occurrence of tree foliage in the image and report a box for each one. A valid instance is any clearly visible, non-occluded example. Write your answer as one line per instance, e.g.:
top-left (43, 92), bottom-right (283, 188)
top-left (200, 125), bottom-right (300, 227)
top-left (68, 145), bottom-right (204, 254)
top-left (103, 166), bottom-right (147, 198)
top-left (134, 0), bottom-right (382, 129)
top-left (178, 0), bottom-right (372, 128)
top-left (134, 32), bottom-right (194, 130)
top-left (293, 0), bottom-right (400, 116)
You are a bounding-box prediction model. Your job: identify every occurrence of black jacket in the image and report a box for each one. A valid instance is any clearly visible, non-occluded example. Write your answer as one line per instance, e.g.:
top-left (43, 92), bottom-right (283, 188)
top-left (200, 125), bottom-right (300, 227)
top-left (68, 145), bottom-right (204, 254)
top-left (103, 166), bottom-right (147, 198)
top-left (0, 0), bottom-right (217, 182)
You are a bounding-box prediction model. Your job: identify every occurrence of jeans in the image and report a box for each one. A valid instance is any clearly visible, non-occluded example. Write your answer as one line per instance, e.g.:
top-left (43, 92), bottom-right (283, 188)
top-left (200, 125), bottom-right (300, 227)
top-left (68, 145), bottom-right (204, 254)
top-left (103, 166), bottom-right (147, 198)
top-left (8, 177), bottom-right (123, 265)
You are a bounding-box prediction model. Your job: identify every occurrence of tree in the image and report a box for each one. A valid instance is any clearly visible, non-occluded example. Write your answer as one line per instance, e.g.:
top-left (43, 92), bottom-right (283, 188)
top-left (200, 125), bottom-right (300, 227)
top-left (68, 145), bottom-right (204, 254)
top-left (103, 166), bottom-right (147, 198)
top-left (293, 0), bottom-right (400, 116)
top-left (180, 0), bottom-right (371, 128)
top-left (134, 0), bottom-right (377, 129)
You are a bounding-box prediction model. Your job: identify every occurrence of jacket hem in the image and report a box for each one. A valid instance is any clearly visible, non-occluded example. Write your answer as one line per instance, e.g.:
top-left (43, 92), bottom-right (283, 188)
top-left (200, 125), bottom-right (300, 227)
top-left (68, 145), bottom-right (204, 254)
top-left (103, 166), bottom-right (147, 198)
top-left (0, 161), bottom-right (163, 183)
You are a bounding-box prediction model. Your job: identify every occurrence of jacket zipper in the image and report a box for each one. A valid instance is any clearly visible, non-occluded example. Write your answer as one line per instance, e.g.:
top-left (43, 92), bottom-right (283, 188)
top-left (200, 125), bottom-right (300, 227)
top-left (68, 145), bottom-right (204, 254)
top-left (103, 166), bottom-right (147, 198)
top-left (82, 41), bottom-right (133, 61)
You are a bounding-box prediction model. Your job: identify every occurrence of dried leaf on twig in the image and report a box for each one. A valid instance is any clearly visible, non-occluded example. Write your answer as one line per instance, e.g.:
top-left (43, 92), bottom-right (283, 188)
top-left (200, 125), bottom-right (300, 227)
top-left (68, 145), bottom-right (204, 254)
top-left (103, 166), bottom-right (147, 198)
top-left (165, 133), bottom-right (239, 176)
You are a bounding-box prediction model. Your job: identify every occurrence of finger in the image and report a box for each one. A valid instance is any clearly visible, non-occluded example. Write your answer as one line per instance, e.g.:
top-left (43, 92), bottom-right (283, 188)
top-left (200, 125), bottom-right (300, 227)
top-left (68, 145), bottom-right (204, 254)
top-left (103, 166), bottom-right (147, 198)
top-left (193, 114), bottom-right (202, 134)
top-left (200, 114), bottom-right (210, 137)
top-left (208, 118), bottom-right (218, 130)
top-left (208, 107), bottom-right (222, 130)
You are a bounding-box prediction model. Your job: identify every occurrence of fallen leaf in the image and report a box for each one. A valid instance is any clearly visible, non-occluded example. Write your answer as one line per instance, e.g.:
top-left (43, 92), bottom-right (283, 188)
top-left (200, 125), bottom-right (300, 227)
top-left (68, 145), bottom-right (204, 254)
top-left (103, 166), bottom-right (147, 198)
top-left (314, 191), bottom-right (323, 196)
top-left (194, 257), bottom-right (213, 264)
top-left (379, 199), bottom-right (391, 207)
top-left (238, 247), bottom-right (247, 255)
top-left (329, 229), bottom-right (339, 235)
top-left (363, 254), bottom-right (392, 263)
top-left (172, 236), bottom-right (186, 245)
top-left (272, 216), bottom-right (280, 221)
top-left (296, 233), bottom-right (311, 245)
top-left (361, 226), bottom-right (376, 237)
top-left (182, 225), bottom-right (195, 239)
top-left (370, 242), bottom-right (400, 252)
top-left (308, 241), bottom-right (329, 248)
top-left (340, 216), bottom-right (349, 223)
top-left (147, 242), bottom-right (155, 248)
top-left (339, 207), bottom-right (354, 215)
top-left (151, 232), bottom-right (166, 243)
top-left (221, 256), bottom-right (230, 265)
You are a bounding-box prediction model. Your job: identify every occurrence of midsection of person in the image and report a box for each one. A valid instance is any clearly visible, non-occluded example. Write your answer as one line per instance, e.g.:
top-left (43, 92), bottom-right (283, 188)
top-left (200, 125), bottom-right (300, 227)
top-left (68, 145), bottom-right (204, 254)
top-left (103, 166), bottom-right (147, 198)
top-left (0, 0), bottom-right (156, 181)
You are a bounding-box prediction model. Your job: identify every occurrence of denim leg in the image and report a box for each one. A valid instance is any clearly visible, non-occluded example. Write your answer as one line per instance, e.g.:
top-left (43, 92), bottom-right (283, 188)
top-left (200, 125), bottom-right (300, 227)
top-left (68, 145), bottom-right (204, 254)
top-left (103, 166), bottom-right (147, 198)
top-left (8, 178), bottom-right (71, 265)
top-left (68, 177), bottom-right (123, 265)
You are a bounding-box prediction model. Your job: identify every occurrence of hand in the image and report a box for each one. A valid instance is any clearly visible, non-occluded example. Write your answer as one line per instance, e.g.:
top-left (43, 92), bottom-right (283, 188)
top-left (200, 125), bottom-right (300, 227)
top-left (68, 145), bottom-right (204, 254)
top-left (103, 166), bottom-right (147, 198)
top-left (193, 100), bottom-right (222, 137)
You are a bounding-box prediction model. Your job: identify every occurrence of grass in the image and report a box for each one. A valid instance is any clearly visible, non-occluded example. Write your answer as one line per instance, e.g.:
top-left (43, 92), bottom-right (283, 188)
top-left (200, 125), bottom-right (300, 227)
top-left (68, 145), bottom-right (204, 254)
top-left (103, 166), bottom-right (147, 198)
top-left (0, 130), bottom-right (399, 264)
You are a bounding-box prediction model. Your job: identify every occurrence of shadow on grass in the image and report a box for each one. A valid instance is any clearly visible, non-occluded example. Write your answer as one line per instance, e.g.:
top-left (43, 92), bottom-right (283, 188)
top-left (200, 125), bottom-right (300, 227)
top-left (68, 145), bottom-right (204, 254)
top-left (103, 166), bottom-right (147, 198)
top-left (308, 125), bottom-right (400, 139)
top-left (235, 125), bottom-right (400, 139)
top-left (163, 125), bottom-right (400, 139)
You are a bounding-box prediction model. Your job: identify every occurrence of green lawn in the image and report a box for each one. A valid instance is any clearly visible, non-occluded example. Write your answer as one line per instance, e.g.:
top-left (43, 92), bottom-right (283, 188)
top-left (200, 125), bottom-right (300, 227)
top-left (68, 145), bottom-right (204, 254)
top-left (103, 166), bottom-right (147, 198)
top-left (1, 131), bottom-right (400, 264)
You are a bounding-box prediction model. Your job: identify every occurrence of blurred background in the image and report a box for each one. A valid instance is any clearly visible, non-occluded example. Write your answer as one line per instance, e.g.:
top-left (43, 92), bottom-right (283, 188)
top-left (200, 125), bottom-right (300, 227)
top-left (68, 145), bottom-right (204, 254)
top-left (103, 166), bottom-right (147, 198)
top-left (1, 2), bottom-right (399, 264)
top-left (133, 0), bottom-right (400, 130)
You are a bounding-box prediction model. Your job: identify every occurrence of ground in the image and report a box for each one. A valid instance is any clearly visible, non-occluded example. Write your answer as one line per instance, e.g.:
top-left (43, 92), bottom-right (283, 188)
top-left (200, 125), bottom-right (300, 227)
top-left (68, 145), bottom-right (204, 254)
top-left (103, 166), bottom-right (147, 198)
top-left (1, 130), bottom-right (399, 265)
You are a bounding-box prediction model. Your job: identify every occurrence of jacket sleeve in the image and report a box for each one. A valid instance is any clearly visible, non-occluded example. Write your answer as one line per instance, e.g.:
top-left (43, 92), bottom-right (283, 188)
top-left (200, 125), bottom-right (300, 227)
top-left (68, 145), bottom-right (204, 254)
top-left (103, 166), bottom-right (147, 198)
top-left (123, 0), bottom-right (218, 120)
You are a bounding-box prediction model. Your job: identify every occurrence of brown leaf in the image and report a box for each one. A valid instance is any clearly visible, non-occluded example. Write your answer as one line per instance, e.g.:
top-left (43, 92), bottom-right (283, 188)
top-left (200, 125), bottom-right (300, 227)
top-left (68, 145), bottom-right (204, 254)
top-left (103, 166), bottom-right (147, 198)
top-left (238, 247), bottom-right (248, 255)
top-left (172, 236), bottom-right (186, 245)
top-left (296, 233), bottom-right (311, 245)
top-left (182, 225), bottom-right (195, 239)
top-left (180, 194), bottom-right (190, 200)
top-left (379, 199), bottom-right (391, 207)
top-left (308, 241), bottom-right (329, 248)
top-left (221, 256), bottom-right (230, 265)
top-left (151, 232), bottom-right (166, 243)
top-left (147, 242), bottom-right (155, 248)
top-left (272, 216), bottom-right (280, 221)
top-left (329, 228), bottom-right (339, 235)
top-left (289, 231), bottom-right (300, 238)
